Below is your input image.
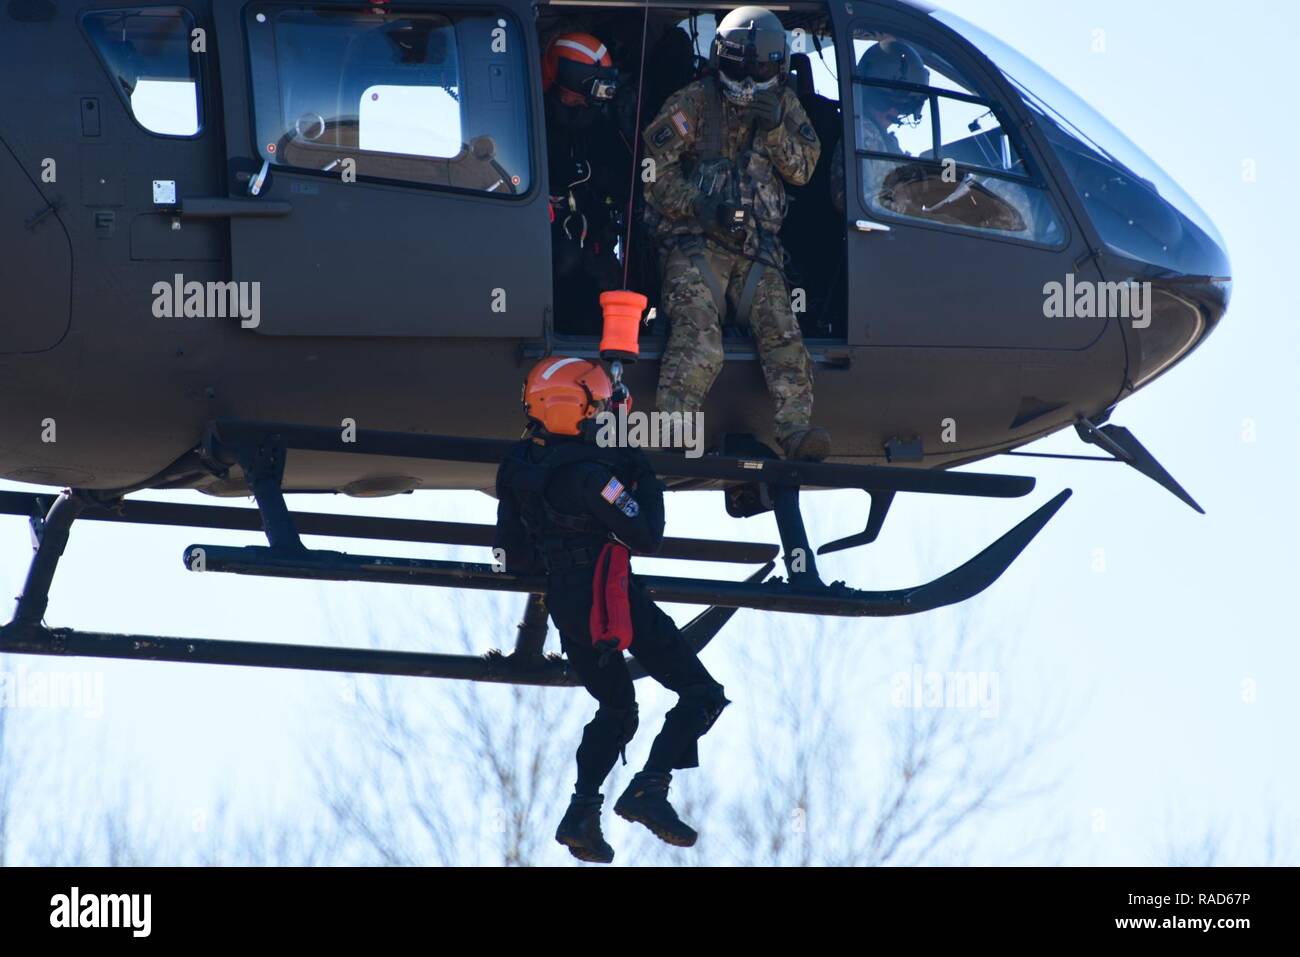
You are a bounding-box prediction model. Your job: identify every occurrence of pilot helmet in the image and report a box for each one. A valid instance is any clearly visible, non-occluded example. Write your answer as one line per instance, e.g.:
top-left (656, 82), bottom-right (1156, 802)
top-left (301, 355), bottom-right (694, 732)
top-left (710, 6), bottom-right (788, 106)
top-left (858, 39), bottom-right (932, 123)
top-left (543, 32), bottom-right (620, 109)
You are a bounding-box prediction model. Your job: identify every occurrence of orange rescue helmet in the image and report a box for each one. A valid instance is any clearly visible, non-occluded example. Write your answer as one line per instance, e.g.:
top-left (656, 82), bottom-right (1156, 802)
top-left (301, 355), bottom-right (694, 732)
top-left (543, 32), bottom-right (617, 108)
top-left (523, 357), bottom-right (613, 436)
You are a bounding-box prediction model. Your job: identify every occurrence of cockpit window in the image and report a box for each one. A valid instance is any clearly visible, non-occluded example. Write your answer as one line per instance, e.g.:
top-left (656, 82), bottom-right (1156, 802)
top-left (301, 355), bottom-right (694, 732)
top-left (849, 26), bottom-right (1064, 246)
top-left (852, 29), bottom-right (1025, 175)
top-left (245, 7), bottom-right (531, 196)
top-left (932, 10), bottom-right (1229, 277)
top-left (83, 7), bottom-right (203, 137)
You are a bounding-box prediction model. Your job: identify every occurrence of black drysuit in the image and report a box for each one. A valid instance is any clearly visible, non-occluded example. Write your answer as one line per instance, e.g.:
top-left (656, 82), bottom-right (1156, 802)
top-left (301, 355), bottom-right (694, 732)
top-left (494, 433), bottom-right (728, 797)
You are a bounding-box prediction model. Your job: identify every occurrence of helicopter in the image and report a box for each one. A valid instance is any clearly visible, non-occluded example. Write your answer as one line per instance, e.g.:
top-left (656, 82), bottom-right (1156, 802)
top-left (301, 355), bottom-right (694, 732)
top-left (0, 0), bottom-right (1229, 685)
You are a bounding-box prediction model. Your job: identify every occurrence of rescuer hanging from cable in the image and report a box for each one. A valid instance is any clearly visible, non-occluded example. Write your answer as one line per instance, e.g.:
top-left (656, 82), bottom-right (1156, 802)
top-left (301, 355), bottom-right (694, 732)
top-left (494, 357), bottom-right (729, 863)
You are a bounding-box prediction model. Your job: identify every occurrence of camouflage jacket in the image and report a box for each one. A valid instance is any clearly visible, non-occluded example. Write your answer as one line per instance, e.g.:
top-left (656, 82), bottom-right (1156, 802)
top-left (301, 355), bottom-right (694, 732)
top-left (643, 76), bottom-right (820, 255)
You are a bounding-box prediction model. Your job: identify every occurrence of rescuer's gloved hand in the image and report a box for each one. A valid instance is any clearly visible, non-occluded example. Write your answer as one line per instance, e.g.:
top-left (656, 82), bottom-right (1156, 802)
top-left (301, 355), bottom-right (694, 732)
top-left (749, 88), bottom-right (785, 132)
top-left (693, 195), bottom-right (751, 241)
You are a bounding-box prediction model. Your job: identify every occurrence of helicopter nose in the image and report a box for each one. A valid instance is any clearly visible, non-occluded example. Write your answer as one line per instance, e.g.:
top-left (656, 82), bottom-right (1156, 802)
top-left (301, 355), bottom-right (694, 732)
top-left (1127, 275), bottom-right (1230, 390)
top-left (1106, 184), bottom-right (1231, 392)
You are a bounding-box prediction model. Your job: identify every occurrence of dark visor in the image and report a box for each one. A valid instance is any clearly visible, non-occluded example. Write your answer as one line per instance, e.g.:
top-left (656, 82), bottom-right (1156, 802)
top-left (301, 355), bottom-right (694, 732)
top-left (556, 59), bottom-right (619, 100)
top-left (717, 40), bottom-right (782, 82)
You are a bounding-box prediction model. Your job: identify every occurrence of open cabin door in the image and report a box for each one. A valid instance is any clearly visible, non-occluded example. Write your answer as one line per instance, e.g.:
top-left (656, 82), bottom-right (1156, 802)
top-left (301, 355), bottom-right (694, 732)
top-left (830, 1), bottom-right (1104, 350)
top-left (211, 0), bottom-right (550, 337)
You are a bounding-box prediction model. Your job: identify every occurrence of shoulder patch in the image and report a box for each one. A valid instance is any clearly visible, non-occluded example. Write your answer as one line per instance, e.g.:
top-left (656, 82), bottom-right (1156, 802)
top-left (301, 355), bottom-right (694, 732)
top-left (671, 110), bottom-right (692, 138)
top-left (600, 477), bottom-right (624, 504)
top-left (651, 123), bottom-right (674, 148)
top-left (599, 477), bottom-right (640, 518)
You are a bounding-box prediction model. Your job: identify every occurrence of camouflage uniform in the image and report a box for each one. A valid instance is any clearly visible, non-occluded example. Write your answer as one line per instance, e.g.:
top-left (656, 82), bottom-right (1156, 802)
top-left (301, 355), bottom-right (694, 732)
top-left (643, 76), bottom-right (820, 445)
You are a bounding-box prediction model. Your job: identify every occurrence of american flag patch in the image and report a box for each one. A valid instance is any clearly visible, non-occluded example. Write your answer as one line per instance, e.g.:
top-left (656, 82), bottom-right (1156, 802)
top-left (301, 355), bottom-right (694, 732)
top-left (671, 110), bottom-right (691, 137)
top-left (601, 478), bottom-right (624, 504)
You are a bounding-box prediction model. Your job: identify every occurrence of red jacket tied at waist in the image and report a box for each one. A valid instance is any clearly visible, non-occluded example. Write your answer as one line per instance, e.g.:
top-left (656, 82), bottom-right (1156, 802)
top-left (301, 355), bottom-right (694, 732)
top-left (590, 541), bottom-right (632, 653)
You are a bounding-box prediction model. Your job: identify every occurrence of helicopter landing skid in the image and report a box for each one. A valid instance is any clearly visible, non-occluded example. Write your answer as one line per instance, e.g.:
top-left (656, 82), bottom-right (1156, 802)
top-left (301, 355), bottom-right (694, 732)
top-left (0, 420), bottom-right (1071, 683)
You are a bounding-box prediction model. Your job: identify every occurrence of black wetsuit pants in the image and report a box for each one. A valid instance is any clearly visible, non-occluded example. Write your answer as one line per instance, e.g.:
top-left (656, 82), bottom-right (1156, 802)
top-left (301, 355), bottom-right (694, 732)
top-left (546, 569), bottom-right (729, 797)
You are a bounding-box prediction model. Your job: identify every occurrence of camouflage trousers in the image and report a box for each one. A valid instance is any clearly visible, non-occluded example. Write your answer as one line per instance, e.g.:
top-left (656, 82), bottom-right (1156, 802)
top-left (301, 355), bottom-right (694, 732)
top-left (655, 239), bottom-right (814, 443)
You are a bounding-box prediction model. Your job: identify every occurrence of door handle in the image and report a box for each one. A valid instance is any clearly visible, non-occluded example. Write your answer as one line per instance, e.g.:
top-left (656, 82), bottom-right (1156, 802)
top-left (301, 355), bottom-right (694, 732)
top-left (854, 219), bottom-right (892, 233)
top-left (248, 158), bottom-right (271, 196)
top-left (180, 198), bottom-right (292, 219)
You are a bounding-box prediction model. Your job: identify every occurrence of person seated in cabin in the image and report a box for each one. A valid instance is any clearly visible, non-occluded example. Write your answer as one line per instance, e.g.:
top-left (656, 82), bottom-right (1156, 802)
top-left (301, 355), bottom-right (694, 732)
top-left (543, 31), bottom-right (636, 336)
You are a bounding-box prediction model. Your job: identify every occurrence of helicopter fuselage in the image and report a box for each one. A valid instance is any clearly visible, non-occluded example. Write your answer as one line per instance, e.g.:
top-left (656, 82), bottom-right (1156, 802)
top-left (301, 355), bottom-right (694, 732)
top-left (0, 0), bottom-right (1229, 495)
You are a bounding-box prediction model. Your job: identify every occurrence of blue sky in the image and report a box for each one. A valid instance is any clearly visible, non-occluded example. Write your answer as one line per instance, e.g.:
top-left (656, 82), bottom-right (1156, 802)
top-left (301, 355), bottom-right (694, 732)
top-left (1, 0), bottom-right (1296, 865)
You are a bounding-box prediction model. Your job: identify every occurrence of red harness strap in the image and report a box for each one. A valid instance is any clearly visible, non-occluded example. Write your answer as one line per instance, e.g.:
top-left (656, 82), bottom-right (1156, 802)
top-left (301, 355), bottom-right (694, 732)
top-left (589, 541), bottom-right (633, 654)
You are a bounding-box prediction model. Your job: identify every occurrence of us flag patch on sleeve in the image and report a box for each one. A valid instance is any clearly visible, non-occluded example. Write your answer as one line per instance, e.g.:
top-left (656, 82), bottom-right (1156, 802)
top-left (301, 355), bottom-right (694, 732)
top-left (600, 477), bottom-right (640, 518)
top-left (601, 478), bottom-right (624, 504)
top-left (671, 110), bottom-right (691, 137)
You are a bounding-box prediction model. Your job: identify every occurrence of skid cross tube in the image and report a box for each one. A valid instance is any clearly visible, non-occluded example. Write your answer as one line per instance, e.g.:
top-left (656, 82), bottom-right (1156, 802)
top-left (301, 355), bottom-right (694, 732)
top-left (13, 490), bottom-right (85, 627)
top-left (512, 593), bottom-right (549, 658)
top-left (237, 435), bottom-right (304, 551)
top-left (771, 485), bottom-right (819, 586)
top-left (209, 420), bottom-right (1038, 498)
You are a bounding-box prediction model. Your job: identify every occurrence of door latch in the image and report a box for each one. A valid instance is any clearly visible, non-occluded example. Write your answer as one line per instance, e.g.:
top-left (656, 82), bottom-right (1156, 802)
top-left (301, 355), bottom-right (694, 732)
top-left (854, 219), bottom-right (892, 233)
top-left (247, 158), bottom-right (271, 197)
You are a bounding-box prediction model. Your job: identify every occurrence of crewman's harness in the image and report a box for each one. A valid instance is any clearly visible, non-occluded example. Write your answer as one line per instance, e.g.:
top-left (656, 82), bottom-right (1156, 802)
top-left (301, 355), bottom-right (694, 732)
top-left (501, 438), bottom-right (639, 657)
top-left (496, 436), bottom-right (639, 572)
top-left (679, 75), bottom-right (784, 328)
top-left (501, 439), bottom-right (623, 574)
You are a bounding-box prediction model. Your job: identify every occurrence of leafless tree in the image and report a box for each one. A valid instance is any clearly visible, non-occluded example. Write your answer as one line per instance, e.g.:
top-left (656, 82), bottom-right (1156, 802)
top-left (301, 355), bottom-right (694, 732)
top-left (0, 684), bottom-right (15, 867)
top-left (1159, 810), bottom-right (1293, 867)
top-left (309, 576), bottom-right (1073, 867)
top-left (640, 605), bottom-right (1071, 866)
top-left (313, 589), bottom-right (587, 866)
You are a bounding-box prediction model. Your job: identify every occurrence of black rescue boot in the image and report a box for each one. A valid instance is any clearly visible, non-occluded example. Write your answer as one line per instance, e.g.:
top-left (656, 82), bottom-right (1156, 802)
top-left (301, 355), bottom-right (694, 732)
top-left (614, 771), bottom-right (697, 847)
top-left (555, 794), bottom-right (615, 864)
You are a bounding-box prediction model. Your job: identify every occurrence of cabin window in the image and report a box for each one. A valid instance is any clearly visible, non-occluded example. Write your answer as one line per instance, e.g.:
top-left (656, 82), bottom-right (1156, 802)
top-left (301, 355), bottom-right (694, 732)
top-left (83, 7), bottom-right (203, 137)
top-left (245, 6), bottom-right (531, 196)
top-left (849, 26), bottom-right (1063, 246)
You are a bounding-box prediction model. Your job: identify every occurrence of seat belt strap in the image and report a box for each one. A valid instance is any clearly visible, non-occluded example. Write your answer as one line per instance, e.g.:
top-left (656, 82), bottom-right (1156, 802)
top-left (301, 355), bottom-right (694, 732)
top-left (734, 258), bottom-right (765, 328)
top-left (688, 248), bottom-right (726, 315)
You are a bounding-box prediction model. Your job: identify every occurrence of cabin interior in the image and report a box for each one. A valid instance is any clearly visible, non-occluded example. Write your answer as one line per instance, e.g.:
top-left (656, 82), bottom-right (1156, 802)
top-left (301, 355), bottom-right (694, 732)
top-left (537, 4), bottom-right (849, 345)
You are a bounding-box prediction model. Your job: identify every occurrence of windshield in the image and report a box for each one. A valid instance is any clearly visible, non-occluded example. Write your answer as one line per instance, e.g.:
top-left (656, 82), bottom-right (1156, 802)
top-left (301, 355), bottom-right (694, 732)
top-left (932, 10), bottom-right (1229, 277)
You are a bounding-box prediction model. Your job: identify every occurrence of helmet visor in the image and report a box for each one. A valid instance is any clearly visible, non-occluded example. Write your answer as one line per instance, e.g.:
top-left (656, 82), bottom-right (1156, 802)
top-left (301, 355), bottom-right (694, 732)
top-left (717, 37), bottom-right (783, 83)
top-left (556, 59), bottom-right (619, 103)
top-left (882, 87), bottom-right (928, 121)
